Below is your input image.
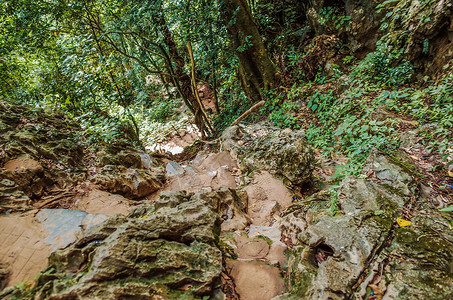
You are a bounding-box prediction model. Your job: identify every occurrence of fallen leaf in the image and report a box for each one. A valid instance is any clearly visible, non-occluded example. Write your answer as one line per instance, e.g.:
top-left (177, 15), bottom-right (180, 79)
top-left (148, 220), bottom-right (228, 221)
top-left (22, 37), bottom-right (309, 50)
top-left (448, 171), bottom-right (453, 177)
top-left (397, 218), bottom-right (412, 227)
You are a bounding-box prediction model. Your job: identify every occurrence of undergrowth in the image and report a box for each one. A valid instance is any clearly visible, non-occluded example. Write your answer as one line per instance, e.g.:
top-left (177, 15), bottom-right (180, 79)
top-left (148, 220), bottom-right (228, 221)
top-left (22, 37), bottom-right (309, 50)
top-left (265, 44), bottom-right (452, 214)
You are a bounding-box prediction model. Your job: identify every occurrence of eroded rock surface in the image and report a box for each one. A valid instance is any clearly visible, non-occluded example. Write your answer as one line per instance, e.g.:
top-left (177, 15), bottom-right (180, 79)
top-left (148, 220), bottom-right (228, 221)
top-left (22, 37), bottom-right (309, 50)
top-left (0, 99), bottom-right (164, 214)
top-left (221, 124), bottom-right (314, 185)
top-left (1, 191), bottom-right (223, 299)
top-left (279, 151), bottom-right (453, 299)
top-left (92, 165), bottom-right (161, 199)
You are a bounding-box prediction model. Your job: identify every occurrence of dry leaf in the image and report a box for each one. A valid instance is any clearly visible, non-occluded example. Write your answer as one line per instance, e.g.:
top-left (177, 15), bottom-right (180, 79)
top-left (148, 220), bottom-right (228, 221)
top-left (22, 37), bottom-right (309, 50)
top-left (397, 218), bottom-right (412, 227)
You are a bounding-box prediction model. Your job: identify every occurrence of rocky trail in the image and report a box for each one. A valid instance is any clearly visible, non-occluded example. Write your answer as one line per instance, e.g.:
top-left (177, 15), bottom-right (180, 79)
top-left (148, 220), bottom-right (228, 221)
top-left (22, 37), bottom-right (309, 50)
top-left (0, 101), bottom-right (452, 299)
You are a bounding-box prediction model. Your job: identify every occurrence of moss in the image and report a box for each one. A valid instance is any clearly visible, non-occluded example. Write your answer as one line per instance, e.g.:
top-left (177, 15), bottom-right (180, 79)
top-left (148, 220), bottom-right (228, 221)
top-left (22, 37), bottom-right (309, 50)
top-left (255, 235), bottom-right (273, 246)
top-left (388, 151), bottom-right (423, 179)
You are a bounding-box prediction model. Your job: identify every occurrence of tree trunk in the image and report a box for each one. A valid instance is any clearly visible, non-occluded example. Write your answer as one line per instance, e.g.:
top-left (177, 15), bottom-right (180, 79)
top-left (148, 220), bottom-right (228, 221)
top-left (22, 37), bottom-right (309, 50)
top-left (220, 0), bottom-right (279, 101)
top-left (159, 16), bottom-right (212, 137)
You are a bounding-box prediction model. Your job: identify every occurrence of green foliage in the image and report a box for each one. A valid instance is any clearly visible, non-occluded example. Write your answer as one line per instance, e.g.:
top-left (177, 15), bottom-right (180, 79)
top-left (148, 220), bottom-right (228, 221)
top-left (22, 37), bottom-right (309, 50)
top-left (260, 90), bottom-right (301, 129)
top-left (342, 55), bottom-right (356, 65)
top-left (318, 6), bottom-right (351, 30)
top-left (214, 92), bottom-right (252, 131)
top-left (351, 47), bottom-right (414, 86)
top-left (75, 112), bottom-right (129, 145)
top-left (147, 99), bottom-right (176, 122)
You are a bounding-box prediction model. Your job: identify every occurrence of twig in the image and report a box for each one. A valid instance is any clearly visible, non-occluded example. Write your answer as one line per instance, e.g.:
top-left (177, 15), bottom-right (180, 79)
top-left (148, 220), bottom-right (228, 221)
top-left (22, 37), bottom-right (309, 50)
top-left (230, 100), bottom-right (265, 126)
top-left (37, 192), bottom-right (75, 209)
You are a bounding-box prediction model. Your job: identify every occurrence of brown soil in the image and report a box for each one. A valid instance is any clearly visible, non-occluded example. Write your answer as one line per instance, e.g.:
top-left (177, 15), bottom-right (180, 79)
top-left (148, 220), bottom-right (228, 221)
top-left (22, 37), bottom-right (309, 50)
top-left (3, 155), bottom-right (42, 173)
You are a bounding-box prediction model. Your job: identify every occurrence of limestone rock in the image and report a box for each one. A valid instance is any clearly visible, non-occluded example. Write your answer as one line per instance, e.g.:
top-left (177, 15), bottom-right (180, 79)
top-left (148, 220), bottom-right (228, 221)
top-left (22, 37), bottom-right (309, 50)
top-left (378, 214), bottom-right (453, 299)
top-left (303, 0), bottom-right (384, 55)
top-left (225, 260), bottom-right (285, 300)
top-left (363, 150), bottom-right (418, 197)
top-left (230, 228), bottom-right (288, 268)
top-left (0, 178), bottom-right (30, 214)
top-left (168, 152), bottom-right (238, 193)
top-left (0, 99), bottom-right (164, 214)
top-left (96, 143), bottom-right (159, 169)
top-left (93, 165), bottom-right (161, 198)
top-left (280, 151), bottom-right (452, 299)
top-left (76, 189), bottom-right (131, 216)
top-left (166, 160), bottom-right (185, 176)
top-left (283, 177), bottom-right (403, 297)
top-left (195, 186), bottom-right (250, 232)
top-left (221, 125), bottom-right (314, 185)
top-left (4, 192), bottom-right (223, 299)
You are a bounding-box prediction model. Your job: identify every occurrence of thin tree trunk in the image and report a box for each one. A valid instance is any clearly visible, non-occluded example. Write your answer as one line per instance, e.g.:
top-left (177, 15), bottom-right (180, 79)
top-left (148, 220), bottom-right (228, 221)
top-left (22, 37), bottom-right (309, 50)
top-left (220, 0), bottom-right (279, 101)
top-left (159, 15), bottom-right (211, 137)
top-left (187, 41), bottom-right (215, 134)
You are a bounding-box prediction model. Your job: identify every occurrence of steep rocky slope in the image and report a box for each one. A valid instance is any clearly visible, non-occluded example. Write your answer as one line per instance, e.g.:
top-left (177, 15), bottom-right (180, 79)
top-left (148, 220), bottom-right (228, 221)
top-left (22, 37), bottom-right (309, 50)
top-left (1, 104), bottom-right (451, 299)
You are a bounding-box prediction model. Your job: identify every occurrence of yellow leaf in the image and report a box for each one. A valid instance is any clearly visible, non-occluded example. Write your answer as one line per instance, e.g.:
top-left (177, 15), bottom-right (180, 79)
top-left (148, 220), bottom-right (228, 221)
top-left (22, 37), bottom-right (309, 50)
top-left (397, 218), bottom-right (412, 227)
top-left (448, 171), bottom-right (453, 177)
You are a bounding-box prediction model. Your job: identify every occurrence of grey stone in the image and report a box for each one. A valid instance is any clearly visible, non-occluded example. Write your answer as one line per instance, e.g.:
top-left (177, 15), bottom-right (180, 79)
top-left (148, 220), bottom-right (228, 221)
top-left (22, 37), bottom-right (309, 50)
top-left (249, 225), bottom-right (282, 244)
top-left (15, 191), bottom-right (223, 299)
top-left (166, 160), bottom-right (185, 176)
top-left (221, 124), bottom-right (314, 185)
top-left (36, 209), bottom-right (108, 251)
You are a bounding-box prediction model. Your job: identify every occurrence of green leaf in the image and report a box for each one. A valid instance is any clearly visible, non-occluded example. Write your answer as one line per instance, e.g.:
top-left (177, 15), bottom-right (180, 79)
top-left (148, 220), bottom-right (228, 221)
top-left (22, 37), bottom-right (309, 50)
top-left (439, 205), bottom-right (453, 212)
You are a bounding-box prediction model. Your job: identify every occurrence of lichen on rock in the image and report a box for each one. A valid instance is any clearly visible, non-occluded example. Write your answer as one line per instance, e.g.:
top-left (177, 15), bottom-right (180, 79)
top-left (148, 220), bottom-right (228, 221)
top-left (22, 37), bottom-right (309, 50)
top-left (279, 150), bottom-right (453, 299)
top-left (221, 124), bottom-right (314, 185)
top-left (1, 191), bottom-right (223, 299)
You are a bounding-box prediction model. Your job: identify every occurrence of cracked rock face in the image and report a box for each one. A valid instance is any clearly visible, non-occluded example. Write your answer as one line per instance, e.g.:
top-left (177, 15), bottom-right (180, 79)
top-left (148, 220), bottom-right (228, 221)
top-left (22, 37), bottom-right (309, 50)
top-left (0, 100), bottom-right (165, 214)
top-left (92, 165), bottom-right (161, 199)
top-left (221, 124), bottom-right (314, 185)
top-left (280, 151), bottom-right (453, 299)
top-left (1, 191), bottom-right (223, 299)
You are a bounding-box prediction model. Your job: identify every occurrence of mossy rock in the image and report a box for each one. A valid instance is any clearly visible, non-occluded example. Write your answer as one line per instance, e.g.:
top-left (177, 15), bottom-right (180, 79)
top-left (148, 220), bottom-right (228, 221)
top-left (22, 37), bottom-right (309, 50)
top-left (1, 191), bottom-right (223, 299)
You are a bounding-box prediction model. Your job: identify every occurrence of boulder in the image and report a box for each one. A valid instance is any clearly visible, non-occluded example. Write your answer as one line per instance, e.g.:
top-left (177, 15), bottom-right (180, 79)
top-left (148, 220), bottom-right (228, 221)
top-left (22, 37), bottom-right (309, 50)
top-left (380, 214), bottom-right (453, 299)
top-left (166, 160), bottom-right (185, 176)
top-left (221, 125), bottom-right (314, 185)
top-left (279, 150), bottom-right (453, 299)
top-left (92, 165), bottom-right (161, 199)
top-left (1, 191), bottom-right (223, 299)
